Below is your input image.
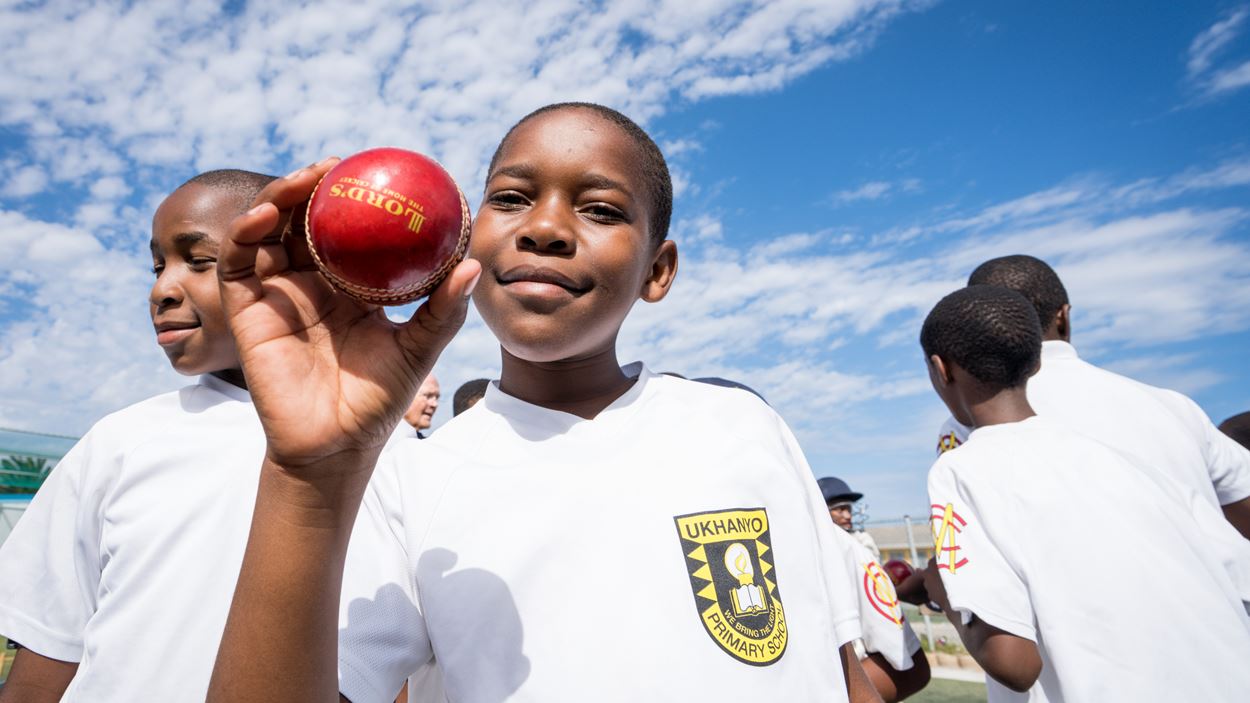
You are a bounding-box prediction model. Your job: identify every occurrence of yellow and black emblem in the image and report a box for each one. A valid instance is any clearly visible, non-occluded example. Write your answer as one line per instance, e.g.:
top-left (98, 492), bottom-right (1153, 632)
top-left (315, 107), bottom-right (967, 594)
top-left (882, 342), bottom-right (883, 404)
top-left (674, 507), bottom-right (787, 665)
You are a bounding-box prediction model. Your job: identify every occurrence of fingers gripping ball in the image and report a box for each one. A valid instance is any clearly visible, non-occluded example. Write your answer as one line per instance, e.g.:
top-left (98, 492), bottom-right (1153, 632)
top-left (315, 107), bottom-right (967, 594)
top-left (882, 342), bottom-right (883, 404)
top-left (882, 559), bottom-right (915, 586)
top-left (305, 148), bottom-right (471, 305)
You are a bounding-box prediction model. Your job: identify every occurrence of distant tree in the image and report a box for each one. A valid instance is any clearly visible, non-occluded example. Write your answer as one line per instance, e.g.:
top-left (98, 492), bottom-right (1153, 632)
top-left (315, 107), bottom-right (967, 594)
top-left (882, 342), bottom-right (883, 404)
top-left (0, 455), bottom-right (51, 494)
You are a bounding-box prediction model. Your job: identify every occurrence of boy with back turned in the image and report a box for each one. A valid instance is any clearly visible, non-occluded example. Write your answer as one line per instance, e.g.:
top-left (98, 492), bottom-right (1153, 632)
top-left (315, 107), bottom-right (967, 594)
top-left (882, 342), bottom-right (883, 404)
top-left (207, 103), bottom-right (880, 702)
top-left (919, 285), bottom-right (1250, 701)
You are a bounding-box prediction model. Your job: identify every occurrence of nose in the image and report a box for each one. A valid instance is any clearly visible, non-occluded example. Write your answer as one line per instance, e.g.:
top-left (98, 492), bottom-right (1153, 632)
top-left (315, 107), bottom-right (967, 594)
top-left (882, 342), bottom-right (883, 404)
top-left (149, 267), bottom-right (184, 311)
top-left (517, 195), bottom-right (575, 255)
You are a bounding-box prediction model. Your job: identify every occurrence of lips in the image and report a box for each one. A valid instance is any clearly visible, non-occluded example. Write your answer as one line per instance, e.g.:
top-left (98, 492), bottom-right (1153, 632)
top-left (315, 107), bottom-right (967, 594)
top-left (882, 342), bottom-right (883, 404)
top-left (154, 320), bottom-right (199, 346)
top-left (496, 265), bottom-right (590, 295)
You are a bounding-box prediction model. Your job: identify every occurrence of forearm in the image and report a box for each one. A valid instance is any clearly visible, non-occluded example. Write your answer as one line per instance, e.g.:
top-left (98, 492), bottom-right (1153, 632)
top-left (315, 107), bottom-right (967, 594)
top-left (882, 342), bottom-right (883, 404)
top-left (1222, 495), bottom-right (1250, 540)
top-left (0, 648), bottom-right (77, 703)
top-left (941, 613), bottom-right (1039, 692)
top-left (207, 455), bottom-right (376, 703)
top-left (861, 651), bottom-right (930, 702)
top-left (841, 642), bottom-right (885, 703)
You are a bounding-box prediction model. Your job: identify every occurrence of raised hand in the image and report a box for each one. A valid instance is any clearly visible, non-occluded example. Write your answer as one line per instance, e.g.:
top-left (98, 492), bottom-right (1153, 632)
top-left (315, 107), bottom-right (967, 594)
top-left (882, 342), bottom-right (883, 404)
top-left (218, 159), bottom-right (481, 471)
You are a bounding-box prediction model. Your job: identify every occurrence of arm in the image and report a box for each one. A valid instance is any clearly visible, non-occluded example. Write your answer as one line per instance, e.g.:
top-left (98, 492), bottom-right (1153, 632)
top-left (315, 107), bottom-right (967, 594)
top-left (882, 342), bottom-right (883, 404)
top-left (923, 562), bottom-right (1041, 692)
top-left (841, 642), bottom-right (885, 703)
top-left (205, 161), bottom-right (480, 702)
top-left (0, 647), bottom-right (78, 703)
top-left (862, 650), bottom-right (930, 703)
top-left (1223, 496), bottom-right (1250, 540)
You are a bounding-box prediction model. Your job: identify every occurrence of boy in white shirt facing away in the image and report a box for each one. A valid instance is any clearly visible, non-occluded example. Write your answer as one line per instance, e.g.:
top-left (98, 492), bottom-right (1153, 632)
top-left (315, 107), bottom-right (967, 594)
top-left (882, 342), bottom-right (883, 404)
top-left (0, 170), bottom-right (274, 701)
top-left (205, 103), bottom-right (880, 703)
top-left (933, 255), bottom-right (1250, 539)
top-left (919, 285), bottom-right (1250, 702)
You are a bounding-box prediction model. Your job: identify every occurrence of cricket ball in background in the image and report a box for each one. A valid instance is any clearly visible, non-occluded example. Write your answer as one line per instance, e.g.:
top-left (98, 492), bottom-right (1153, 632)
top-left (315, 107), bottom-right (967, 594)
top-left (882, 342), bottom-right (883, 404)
top-left (305, 147), bottom-right (471, 305)
top-left (882, 559), bottom-right (915, 586)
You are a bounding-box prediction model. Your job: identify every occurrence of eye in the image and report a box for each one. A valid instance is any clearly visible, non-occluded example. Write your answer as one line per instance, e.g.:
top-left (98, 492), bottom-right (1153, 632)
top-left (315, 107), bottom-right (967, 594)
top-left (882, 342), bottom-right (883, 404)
top-left (152, 263), bottom-right (165, 277)
top-left (487, 190), bottom-right (529, 210)
top-left (582, 203), bottom-right (627, 224)
top-left (189, 257), bottom-right (217, 270)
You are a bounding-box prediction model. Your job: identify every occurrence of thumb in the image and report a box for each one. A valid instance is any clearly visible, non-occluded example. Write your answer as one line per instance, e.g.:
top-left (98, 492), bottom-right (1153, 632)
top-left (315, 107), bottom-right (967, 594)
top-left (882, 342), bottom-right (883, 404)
top-left (396, 258), bottom-right (483, 376)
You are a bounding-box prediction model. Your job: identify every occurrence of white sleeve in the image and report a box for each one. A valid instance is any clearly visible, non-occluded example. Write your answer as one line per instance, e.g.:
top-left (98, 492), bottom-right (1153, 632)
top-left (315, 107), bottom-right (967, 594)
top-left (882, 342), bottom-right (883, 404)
top-left (926, 461), bottom-right (1036, 642)
top-left (834, 529), bottom-right (916, 671)
top-left (337, 453), bottom-right (432, 703)
top-left (773, 413), bottom-right (862, 647)
top-left (0, 435), bottom-right (101, 661)
top-left (935, 416), bottom-right (971, 457)
top-left (1155, 389), bottom-right (1250, 504)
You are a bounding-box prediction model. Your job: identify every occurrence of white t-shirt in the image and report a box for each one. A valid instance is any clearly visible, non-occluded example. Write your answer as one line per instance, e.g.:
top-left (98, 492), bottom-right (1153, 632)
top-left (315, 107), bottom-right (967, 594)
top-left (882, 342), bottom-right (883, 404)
top-left (829, 527), bottom-right (921, 671)
top-left (928, 416), bottom-right (1250, 702)
top-left (337, 365), bottom-right (863, 703)
top-left (935, 341), bottom-right (1250, 508)
top-left (0, 375), bottom-right (265, 700)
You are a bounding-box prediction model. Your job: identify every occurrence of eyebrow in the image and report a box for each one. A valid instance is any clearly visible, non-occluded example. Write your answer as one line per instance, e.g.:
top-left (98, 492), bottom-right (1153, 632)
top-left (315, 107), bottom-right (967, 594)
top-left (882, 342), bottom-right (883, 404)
top-left (150, 231), bottom-right (216, 254)
top-left (488, 164), bottom-right (632, 197)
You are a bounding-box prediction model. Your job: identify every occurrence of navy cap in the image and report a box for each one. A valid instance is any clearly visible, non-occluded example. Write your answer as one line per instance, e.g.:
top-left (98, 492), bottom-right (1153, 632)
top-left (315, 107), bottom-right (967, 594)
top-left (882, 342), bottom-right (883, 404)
top-left (818, 476), bottom-right (862, 504)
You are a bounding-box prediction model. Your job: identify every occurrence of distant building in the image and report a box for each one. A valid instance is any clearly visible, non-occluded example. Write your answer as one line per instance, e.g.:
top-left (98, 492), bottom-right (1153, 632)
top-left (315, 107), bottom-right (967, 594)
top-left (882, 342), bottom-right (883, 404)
top-left (866, 519), bottom-right (936, 565)
top-left (0, 427), bottom-right (76, 545)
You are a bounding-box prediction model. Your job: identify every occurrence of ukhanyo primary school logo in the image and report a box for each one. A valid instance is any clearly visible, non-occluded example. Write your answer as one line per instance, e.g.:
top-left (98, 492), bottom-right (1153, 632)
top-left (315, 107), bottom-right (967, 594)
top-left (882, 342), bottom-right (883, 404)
top-left (674, 508), bottom-right (787, 666)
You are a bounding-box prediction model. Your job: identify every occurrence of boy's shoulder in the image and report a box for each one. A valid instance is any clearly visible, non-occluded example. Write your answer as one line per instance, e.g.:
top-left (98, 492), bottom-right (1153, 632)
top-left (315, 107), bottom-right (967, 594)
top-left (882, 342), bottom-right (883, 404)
top-left (84, 376), bottom-right (251, 455)
top-left (651, 373), bottom-right (779, 426)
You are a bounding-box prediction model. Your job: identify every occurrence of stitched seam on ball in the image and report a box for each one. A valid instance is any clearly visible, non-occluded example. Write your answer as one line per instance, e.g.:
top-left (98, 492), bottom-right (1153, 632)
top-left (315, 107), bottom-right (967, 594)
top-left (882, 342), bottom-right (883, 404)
top-left (304, 166), bottom-right (471, 304)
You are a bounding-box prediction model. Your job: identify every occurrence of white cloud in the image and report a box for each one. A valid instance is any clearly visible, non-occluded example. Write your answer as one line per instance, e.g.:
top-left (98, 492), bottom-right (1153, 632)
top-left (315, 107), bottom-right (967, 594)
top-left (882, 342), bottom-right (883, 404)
top-left (1185, 6), bottom-right (1250, 98)
top-left (0, 0), bottom-right (926, 435)
top-left (1187, 6), bottom-right (1248, 77)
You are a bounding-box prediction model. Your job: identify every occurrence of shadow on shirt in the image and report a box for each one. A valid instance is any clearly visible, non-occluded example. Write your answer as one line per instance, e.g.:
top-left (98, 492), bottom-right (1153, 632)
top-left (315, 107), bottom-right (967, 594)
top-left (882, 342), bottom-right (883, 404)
top-left (339, 548), bottom-right (530, 702)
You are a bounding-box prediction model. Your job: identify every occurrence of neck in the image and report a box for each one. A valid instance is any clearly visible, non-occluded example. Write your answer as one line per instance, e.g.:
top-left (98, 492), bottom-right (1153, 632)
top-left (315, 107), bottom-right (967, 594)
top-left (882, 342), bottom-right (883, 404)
top-left (963, 385), bottom-right (1035, 429)
top-left (212, 368), bottom-right (248, 390)
top-left (498, 345), bottom-right (636, 419)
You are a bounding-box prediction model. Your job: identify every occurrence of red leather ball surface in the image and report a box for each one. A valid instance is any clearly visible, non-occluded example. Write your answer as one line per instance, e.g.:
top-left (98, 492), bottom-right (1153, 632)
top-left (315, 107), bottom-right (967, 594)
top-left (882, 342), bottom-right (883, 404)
top-left (882, 559), bottom-right (914, 586)
top-left (305, 147), bottom-right (470, 305)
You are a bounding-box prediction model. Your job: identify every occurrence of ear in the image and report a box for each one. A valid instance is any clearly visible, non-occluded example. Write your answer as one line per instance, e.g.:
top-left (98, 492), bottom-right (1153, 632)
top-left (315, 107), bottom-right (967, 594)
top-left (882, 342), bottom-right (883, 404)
top-left (928, 354), bottom-right (953, 388)
top-left (640, 239), bottom-right (678, 303)
top-left (1054, 304), bottom-right (1072, 342)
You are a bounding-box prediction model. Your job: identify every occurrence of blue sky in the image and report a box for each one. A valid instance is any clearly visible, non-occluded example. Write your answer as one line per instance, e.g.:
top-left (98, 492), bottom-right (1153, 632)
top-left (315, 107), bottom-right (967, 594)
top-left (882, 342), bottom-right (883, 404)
top-left (1, 0), bottom-right (1248, 518)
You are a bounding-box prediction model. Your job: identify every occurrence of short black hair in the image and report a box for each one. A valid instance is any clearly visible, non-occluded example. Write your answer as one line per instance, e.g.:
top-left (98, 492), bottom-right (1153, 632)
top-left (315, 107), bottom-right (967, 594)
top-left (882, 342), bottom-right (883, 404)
top-left (179, 169), bottom-right (276, 210)
top-left (1220, 411), bottom-right (1250, 450)
top-left (487, 102), bottom-right (673, 244)
top-left (921, 285), bottom-right (1042, 388)
top-left (453, 378), bottom-right (491, 416)
top-left (967, 255), bottom-right (1069, 329)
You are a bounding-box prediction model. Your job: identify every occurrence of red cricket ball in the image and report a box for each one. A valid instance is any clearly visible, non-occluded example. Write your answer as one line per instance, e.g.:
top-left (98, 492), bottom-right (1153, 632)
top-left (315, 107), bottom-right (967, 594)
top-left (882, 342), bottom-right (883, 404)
top-left (882, 559), bottom-right (914, 586)
top-left (305, 147), bottom-right (471, 305)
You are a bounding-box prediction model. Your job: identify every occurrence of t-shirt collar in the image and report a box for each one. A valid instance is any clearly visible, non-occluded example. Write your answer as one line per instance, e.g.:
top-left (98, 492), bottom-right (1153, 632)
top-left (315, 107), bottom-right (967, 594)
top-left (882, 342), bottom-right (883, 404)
top-left (198, 373), bottom-right (252, 403)
top-left (481, 362), bottom-right (653, 434)
top-left (1042, 339), bottom-right (1078, 362)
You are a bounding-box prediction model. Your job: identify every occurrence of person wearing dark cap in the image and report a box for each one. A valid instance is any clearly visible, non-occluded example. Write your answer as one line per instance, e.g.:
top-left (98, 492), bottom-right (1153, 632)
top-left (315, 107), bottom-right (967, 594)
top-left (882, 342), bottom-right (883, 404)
top-left (819, 476), bottom-right (878, 559)
top-left (819, 476), bottom-right (931, 701)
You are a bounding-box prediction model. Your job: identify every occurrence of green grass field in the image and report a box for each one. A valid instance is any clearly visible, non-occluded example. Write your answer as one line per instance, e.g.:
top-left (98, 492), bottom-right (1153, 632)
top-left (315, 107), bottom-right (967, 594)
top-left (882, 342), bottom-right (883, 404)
top-left (910, 678), bottom-right (988, 703)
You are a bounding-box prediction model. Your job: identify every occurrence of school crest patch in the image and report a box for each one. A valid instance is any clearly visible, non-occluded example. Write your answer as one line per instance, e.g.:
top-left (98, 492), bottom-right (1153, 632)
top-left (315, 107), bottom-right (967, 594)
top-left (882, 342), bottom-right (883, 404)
top-left (674, 508), bottom-right (787, 666)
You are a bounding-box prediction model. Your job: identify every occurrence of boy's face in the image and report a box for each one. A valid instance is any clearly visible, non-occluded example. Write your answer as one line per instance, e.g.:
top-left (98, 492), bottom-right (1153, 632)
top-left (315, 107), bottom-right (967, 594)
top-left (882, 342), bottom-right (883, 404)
top-left (470, 108), bottom-right (674, 363)
top-left (149, 184), bottom-right (240, 377)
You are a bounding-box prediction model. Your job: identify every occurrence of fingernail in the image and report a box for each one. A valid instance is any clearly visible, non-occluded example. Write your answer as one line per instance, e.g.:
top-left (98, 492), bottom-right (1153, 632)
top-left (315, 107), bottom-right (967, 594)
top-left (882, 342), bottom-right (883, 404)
top-left (464, 270), bottom-right (482, 298)
top-left (247, 204), bottom-right (267, 216)
top-left (285, 168), bottom-right (308, 180)
top-left (316, 156), bottom-right (337, 167)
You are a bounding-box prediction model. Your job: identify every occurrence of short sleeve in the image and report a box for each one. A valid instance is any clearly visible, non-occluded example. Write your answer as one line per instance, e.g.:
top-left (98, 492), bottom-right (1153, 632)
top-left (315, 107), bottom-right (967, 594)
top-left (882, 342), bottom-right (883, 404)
top-left (337, 452), bottom-right (432, 703)
top-left (772, 413), bottom-right (862, 647)
top-left (836, 530), bottom-right (916, 671)
top-left (0, 435), bottom-right (101, 661)
top-left (1155, 388), bottom-right (1250, 505)
top-left (1201, 415), bottom-right (1250, 505)
top-left (926, 461), bottom-right (1036, 642)
top-left (935, 416), bottom-right (970, 457)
